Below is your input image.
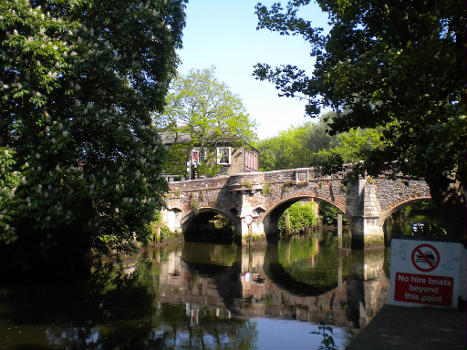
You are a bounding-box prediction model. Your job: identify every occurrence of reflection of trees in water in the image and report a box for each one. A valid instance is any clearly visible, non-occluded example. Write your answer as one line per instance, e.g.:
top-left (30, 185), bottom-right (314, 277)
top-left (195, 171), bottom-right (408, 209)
top-left (265, 243), bottom-right (343, 296)
top-left (266, 238), bottom-right (389, 330)
top-left (1, 240), bottom-right (389, 349)
top-left (275, 235), bottom-right (352, 289)
top-left (1, 255), bottom-right (162, 349)
top-left (179, 236), bottom-right (388, 330)
top-left (159, 304), bottom-right (258, 350)
top-left (0, 251), bottom-right (257, 349)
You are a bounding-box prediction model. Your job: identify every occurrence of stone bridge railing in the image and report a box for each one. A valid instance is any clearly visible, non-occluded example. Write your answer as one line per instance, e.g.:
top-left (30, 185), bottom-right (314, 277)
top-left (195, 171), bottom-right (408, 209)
top-left (162, 168), bottom-right (431, 247)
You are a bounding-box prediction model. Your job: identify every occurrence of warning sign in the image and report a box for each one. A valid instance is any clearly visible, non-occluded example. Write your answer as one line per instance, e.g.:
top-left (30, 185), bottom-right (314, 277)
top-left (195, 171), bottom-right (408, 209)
top-left (389, 237), bottom-right (463, 309)
top-left (243, 215), bottom-right (253, 225)
top-left (411, 244), bottom-right (440, 272)
top-left (394, 272), bottom-right (453, 306)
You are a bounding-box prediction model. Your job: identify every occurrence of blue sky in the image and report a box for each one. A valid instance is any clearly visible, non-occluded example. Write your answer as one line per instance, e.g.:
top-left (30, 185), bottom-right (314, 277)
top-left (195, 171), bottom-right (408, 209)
top-left (177, 1), bottom-right (329, 140)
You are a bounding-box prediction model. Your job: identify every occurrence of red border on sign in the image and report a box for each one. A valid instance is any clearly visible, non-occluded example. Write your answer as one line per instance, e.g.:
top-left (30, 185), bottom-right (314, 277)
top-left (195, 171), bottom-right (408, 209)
top-left (411, 244), bottom-right (440, 272)
top-left (244, 215), bottom-right (253, 225)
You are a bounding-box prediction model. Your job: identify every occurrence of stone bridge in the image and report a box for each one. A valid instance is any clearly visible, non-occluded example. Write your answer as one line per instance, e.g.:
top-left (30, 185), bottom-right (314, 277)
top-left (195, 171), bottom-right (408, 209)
top-left (162, 167), bottom-right (431, 247)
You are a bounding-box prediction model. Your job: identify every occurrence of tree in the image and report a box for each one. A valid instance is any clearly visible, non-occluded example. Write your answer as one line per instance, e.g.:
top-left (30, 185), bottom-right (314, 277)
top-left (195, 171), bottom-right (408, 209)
top-left (303, 112), bottom-right (335, 153)
top-left (254, 0), bottom-right (466, 239)
top-left (258, 123), bottom-right (315, 171)
top-left (0, 0), bottom-right (187, 266)
top-left (310, 126), bottom-right (384, 172)
top-left (154, 67), bottom-right (257, 177)
top-left (257, 112), bottom-right (382, 172)
top-left (0, 148), bottom-right (21, 244)
top-left (257, 114), bottom-right (336, 171)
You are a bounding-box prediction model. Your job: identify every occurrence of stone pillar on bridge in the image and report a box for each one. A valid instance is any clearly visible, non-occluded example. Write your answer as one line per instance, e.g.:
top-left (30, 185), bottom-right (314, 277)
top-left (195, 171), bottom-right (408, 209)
top-left (348, 178), bottom-right (385, 248)
top-left (227, 181), bottom-right (266, 239)
top-left (238, 197), bottom-right (265, 238)
top-left (160, 208), bottom-right (182, 234)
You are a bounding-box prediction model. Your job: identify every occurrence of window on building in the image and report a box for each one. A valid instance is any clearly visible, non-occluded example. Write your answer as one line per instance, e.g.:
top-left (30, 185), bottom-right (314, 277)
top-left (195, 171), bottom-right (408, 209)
top-left (191, 148), bottom-right (207, 164)
top-left (192, 149), bottom-right (199, 164)
top-left (199, 148), bottom-right (206, 163)
top-left (244, 150), bottom-right (257, 171)
top-left (217, 147), bottom-right (231, 165)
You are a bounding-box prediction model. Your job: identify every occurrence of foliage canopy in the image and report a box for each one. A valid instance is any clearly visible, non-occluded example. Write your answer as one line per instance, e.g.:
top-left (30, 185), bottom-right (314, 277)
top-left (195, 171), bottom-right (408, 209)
top-left (258, 113), bottom-right (383, 173)
top-left (258, 123), bottom-right (316, 171)
top-left (254, 0), bottom-right (466, 238)
top-left (0, 0), bottom-right (187, 263)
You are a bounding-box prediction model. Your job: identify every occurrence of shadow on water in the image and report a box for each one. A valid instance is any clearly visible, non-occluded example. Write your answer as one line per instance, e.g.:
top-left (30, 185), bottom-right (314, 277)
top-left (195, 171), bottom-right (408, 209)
top-left (0, 230), bottom-right (390, 349)
top-left (1, 256), bottom-right (168, 349)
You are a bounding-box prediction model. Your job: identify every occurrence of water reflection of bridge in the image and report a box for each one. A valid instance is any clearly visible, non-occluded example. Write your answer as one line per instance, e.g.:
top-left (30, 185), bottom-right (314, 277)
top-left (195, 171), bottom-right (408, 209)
top-left (156, 244), bottom-right (389, 329)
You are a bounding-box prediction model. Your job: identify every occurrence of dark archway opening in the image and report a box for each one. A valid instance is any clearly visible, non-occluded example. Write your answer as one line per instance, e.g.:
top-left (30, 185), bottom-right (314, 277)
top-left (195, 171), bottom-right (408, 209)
top-left (383, 200), bottom-right (446, 245)
top-left (183, 211), bottom-right (237, 244)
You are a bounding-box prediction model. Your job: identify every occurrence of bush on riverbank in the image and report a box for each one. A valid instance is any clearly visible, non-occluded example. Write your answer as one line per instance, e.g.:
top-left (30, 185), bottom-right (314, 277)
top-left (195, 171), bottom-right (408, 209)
top-left (319, 202), bottom-right (348, 226)
top-left (279, 201), bottom-right (318, 235)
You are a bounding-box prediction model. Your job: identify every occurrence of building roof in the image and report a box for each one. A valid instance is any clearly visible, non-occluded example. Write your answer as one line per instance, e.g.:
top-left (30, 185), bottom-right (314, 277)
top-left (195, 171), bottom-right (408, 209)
top-left (159, 132), bottom-right (192, 145)
top-left (159, 132), bottom-right (258, 152)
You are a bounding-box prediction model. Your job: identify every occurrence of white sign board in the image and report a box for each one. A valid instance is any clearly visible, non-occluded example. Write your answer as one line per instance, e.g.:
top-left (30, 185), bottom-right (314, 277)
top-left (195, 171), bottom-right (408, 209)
top-left (243, 215), bottom-right (254, 225)
top-left (389, 237), bottom-right (463, 308)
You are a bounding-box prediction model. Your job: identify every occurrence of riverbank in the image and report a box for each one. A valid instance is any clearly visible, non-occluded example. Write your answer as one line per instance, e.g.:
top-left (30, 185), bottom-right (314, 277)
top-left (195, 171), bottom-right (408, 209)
top-left (346, 303), bottom-right (466, 349)
top-left (151, 235), bottom-right (185, 248)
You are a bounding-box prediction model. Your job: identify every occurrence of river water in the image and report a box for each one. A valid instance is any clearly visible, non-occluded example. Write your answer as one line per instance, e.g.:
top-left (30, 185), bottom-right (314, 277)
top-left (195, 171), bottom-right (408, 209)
top-left (0, 230), bottom-right (390, 349)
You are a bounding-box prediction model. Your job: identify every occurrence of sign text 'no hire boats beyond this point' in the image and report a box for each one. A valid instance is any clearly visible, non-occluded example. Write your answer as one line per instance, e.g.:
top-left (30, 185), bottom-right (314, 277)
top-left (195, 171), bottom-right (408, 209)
top-left (389, 237), bottom-right (464, 308)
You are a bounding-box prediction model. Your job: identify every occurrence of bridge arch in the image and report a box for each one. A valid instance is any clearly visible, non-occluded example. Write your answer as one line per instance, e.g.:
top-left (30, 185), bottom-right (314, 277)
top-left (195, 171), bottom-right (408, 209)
top-left (381, 197), bottom-right (433, 244)
top-left (261, 194), bottom-right (347, 239)
top-left (181, 207), bottom-right (241, 244)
